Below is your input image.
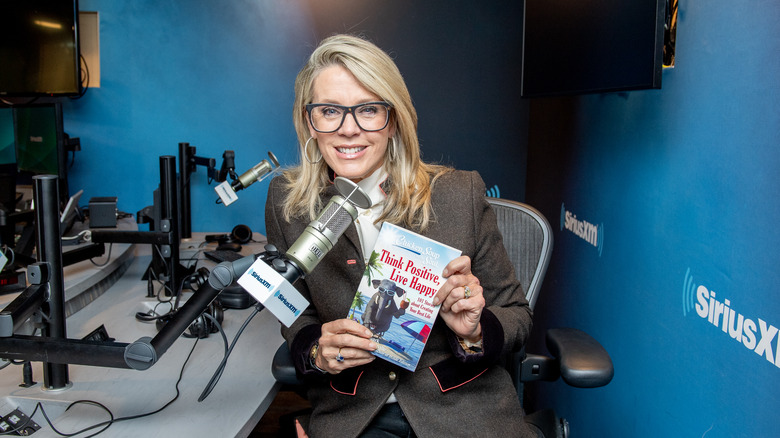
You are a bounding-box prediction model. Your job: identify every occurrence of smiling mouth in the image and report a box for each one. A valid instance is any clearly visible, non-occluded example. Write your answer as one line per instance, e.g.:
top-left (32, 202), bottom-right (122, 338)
top-left (337, 146), bottom-right (366, 154)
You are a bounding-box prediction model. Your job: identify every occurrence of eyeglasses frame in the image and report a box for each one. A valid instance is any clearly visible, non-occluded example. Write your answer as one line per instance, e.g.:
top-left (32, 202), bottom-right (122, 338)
top-left (305, 101), bottom-right (393, 133)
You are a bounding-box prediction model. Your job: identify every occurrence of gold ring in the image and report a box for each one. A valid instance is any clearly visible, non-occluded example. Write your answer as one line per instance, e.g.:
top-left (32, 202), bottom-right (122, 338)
top-left (336, 348), bottom-right (344, 362)
top-left (464, 286), bottom-right (472, 299)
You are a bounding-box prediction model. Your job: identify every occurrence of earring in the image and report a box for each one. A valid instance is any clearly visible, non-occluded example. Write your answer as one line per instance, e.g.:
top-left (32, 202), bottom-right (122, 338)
top-left (304, 137), bottom-right (322, 164)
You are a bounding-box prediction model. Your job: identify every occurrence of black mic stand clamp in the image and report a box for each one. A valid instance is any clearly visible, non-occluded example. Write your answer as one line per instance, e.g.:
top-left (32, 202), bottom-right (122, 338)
top-left (207, 244), bottom-right (304, 294)
top-left (215, 150), bottom-right (237, 183)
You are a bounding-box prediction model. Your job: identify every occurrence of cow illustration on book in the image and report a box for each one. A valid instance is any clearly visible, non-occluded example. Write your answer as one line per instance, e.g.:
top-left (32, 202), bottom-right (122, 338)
top-left (361, 279), bottom-right (410, 337)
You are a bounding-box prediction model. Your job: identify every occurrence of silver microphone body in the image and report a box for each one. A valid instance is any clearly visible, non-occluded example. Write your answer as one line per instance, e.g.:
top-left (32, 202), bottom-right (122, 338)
top-left (284, 177), bottom-right (371, 275)
top-left (231, 151), bottom-right (280, 192)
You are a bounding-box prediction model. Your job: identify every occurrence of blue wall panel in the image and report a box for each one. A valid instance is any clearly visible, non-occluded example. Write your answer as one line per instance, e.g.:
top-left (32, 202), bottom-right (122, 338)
top-left (64, 0), bottom-right (311, 234)
top-left (525, 1), bottom-right (780, 436)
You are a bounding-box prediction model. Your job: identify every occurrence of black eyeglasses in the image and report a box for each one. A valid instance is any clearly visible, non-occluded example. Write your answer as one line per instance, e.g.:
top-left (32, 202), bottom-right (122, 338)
top-left (305, 102), bottom-right (392, 133)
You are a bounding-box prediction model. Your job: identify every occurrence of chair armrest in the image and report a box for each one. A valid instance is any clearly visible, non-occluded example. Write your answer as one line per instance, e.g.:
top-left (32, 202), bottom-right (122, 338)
top-left (271, 342), bottom-right (304, 386)
top-left (546, 328), bottom-right (613, 388)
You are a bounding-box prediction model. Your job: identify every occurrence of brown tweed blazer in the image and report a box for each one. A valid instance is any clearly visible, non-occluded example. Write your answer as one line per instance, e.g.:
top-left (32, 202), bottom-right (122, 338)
top-left (265, 170), bottom-right (535, 438)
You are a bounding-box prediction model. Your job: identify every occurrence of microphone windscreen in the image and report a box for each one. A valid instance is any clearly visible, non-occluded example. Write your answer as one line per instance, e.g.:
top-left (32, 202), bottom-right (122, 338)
top-left (315, 199), bottom-right (354, 246)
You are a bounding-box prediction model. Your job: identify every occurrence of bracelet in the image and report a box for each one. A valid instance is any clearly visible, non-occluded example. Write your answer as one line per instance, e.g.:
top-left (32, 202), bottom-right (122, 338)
top-left (309, 341), bottom-right (327, 374)
top-left (458, 336), bottom-right (484, 355)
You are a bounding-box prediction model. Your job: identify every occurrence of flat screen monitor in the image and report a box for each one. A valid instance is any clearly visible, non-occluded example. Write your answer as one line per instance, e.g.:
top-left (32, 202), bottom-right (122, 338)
top-left (521, 0), bottom-right (665, 97)
top-left (12, 103), bottom-right (69, 203)
top-left (0, 0), bottom-right (81, 97)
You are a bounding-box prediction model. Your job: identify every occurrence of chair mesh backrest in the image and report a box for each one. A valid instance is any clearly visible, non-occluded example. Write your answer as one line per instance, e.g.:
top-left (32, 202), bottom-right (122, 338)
top-left (487, 198), bottom-right (553, 311)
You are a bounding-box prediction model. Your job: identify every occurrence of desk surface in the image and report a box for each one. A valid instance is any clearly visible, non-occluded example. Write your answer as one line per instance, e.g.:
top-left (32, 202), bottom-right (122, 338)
top-left (0, 233), bottom-right (284, 437)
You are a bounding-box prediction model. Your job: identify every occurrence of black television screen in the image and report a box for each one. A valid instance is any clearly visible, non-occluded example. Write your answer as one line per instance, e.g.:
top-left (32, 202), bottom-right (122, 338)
top-left (0, 0), bottom-right (81, 97)
top-left (521, 0), bottom-right (665, 97)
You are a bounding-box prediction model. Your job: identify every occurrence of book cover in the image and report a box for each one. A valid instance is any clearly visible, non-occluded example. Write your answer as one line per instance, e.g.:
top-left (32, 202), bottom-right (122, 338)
top-left (348, 222), bottom-right (461, 371)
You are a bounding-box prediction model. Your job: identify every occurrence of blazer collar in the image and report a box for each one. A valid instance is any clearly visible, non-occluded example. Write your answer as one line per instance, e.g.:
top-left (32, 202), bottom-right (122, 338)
top-left (325, 167), bottom-right (394, 197)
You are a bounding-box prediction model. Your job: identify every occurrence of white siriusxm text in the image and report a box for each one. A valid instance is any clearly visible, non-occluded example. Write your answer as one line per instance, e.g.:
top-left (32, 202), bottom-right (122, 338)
top-left (564, 210), bottom-right (598, 247)
top-left (695, 285), bottom-right (779, 368)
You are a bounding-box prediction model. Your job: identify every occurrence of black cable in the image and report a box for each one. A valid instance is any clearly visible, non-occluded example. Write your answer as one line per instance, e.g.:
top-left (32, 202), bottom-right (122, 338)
top-left (70, 54), bottom-right (89, 100)
top-left (134, 300), bottom-right (174, 322)
top-left (41, 400), bottom-right (113, 438)
top-left (179, 248), bottom-right (205, 267)
top-left (150, 269), bottom-right (173, 304)
top-left (102, 337), bottom-right (198, 423)
top-left (139, 245), bottom-right (210, 325)
top-left (20, 337), bottom-right (201, 437)
top-left (68, 146), bottom-right (77, 169)
top-left (152, 244), bottom-right (175, 297)
top-left (89, 243), bottom-right (113, 267)
top-left (203, 312), bottom-right (229, 357)
top-left (198, 304), bottom-right (262, 402)
top-left (143, 245), bottom-right (175, 302)
top-left (171, 275), bottom-right (190, 312)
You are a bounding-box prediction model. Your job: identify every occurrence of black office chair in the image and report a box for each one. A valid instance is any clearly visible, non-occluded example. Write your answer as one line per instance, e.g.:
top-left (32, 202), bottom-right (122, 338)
top-left (486, 198), bottom-right (613, 437)
top-left (271, 198), bottom-right (613, 438)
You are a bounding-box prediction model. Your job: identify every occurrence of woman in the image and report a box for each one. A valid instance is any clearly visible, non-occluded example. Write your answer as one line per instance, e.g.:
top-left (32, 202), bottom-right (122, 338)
top-left (265, 34), bottom-right (534, 437)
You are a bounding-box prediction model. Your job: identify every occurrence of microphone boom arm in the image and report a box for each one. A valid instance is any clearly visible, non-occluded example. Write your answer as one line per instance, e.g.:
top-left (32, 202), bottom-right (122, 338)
top-left (0, 250), bottom-right (295, 370)
top-left (0, 177), bottom-right (367, 376)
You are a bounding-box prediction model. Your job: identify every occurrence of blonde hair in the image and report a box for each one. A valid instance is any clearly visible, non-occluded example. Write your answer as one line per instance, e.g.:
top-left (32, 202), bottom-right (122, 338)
top-left (281, 34), bottom-right (451, 231)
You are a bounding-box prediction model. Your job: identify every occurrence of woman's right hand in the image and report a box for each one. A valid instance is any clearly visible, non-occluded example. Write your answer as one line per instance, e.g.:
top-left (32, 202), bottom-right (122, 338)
top-left (315, 318), bottom-right (377, 374)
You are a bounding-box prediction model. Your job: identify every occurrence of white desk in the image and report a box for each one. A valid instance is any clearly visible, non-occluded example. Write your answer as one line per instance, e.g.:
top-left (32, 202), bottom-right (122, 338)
top-left (0, 233), bottom-right (284, 437)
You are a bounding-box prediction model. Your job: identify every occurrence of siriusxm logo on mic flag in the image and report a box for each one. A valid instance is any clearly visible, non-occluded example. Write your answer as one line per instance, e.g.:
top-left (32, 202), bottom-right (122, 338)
top-left (237, 259), bottom-right (309, 327)
top-left (215, 180), bottom-right (239, 206)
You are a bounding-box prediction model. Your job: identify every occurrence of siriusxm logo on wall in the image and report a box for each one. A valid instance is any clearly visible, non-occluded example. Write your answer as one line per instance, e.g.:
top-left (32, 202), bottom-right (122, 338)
top-left (682, 268), bottom-right (779, 370)
top-left (560, 203), bottom-right (604, 257)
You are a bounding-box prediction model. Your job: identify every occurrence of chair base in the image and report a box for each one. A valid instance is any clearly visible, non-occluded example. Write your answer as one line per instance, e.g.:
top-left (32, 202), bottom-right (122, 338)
top-left (525, 408), bottom-right (569, 438)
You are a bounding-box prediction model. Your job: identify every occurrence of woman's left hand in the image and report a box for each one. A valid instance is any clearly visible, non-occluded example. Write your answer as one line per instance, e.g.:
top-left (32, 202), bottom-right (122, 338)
top-left (433, 255), bottom-right (484, 342)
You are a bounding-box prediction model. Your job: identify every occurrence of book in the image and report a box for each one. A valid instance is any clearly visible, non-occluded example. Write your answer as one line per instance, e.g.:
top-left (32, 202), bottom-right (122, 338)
top-left (348, 222), bottom-right (461, 371)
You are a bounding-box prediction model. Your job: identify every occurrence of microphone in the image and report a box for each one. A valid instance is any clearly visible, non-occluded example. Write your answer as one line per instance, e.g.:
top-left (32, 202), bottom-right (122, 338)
top-left (232, 151), bottom-right (280, 192)
top-left (215, 151), bottom-right (280, 206)
top-left (236, 177), bottom-right (372, 326)
top-left (284, 176), bottom-right (372, 275)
